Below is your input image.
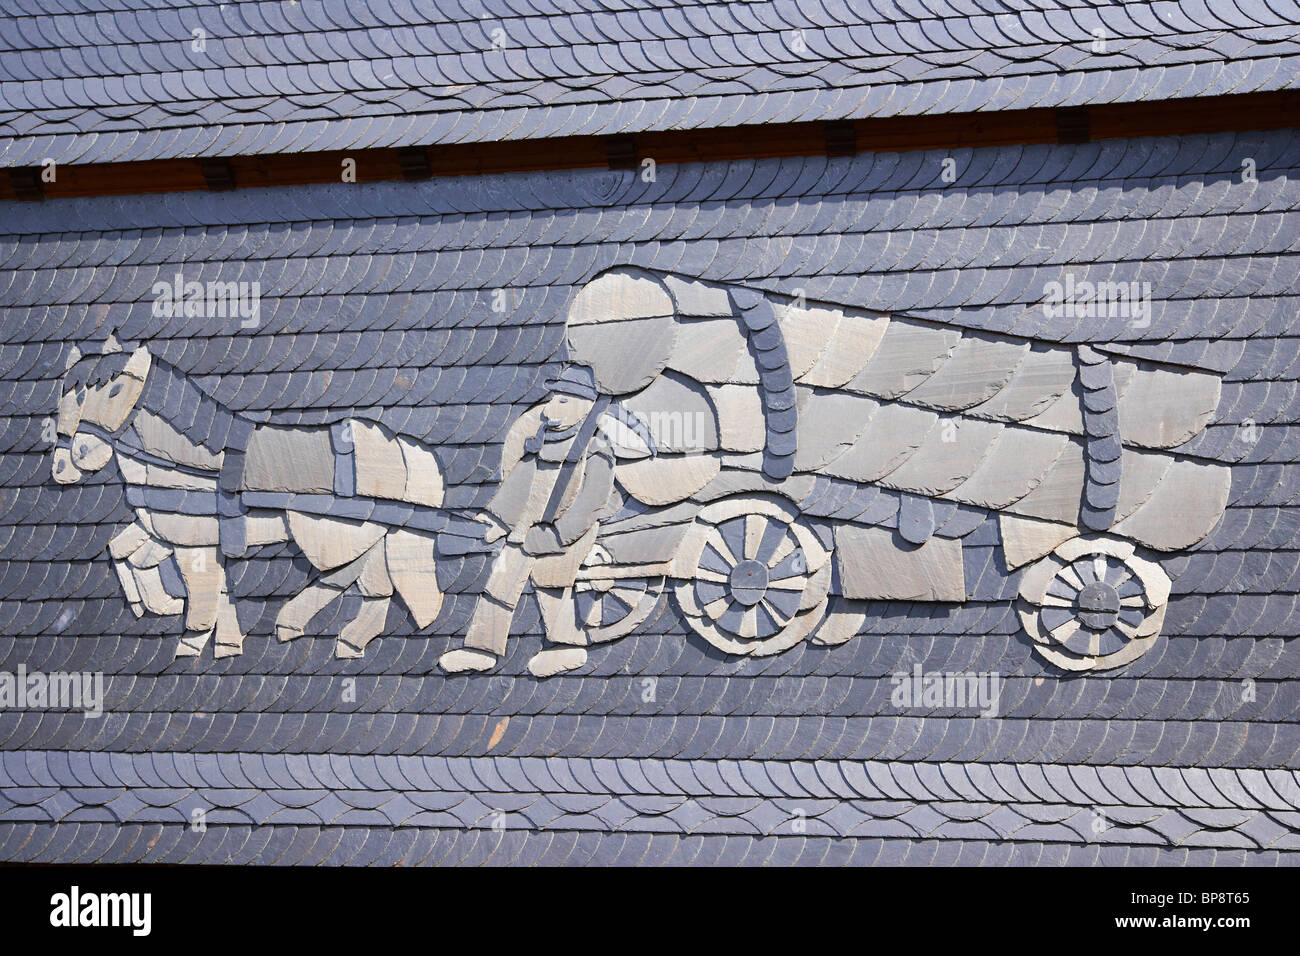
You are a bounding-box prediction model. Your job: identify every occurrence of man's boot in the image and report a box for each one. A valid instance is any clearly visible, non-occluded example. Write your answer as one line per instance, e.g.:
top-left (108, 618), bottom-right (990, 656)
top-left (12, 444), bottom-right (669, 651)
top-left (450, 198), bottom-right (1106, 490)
top-left (528, 586), bottom-right (588, 677)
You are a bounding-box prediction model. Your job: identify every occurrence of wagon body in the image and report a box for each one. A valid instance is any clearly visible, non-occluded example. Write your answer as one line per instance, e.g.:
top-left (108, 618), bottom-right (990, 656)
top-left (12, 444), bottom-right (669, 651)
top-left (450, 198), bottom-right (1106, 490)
top-left (553, 267), bottom-right (1231, 670)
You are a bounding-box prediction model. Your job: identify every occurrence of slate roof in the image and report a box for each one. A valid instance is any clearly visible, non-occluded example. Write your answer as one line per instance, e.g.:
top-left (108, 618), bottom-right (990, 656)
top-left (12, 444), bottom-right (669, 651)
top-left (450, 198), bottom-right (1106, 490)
top-left (1, 123), bottom-right (1297, 862)
top-left (2, 0), bottom-right (1300, 167)
top-left (2, 753), bottom-right (1297, 860)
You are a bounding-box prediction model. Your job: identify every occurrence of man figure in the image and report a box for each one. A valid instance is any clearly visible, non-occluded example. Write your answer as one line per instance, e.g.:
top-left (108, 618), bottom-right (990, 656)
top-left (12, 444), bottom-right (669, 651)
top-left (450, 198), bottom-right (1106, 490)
top-left (440, 365), bottom-right (639, 677)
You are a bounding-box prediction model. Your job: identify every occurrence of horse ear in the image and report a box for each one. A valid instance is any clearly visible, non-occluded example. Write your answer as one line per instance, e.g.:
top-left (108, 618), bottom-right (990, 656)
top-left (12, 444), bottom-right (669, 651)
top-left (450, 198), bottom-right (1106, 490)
top-left (64, 345), bottom-right (82, 371)
top-left (102, 331), bottom-right (122, 355)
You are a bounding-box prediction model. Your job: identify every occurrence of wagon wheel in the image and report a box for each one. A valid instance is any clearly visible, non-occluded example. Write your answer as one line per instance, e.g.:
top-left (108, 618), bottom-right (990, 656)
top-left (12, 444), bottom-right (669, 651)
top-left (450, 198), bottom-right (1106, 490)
top-left (574, 573), bottom-right (664, 644)
top-left (673, 497), bottom-right (830, 656)
top-left (1018, 537), bottom-right (1171, 672)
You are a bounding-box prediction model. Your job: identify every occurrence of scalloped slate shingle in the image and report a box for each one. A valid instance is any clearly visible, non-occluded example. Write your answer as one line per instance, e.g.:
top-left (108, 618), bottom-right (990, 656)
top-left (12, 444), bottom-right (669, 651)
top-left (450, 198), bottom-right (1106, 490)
top-left (0, 57), bottom-right (1298, 863)
top-left (2, 0), bottom-right (1300, 166)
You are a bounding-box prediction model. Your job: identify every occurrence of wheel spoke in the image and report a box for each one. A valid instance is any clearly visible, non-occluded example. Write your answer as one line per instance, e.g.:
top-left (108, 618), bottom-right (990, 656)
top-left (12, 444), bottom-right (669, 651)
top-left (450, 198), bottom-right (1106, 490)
top-left (744, 514), bottom-right (766, 560)
top-left (1059, 622), bottom-right (1091, 654)
top-left (575, 590), bottom-right (599, 627)
top-left (763, 585), bottom-right (800, 620)
top-left (1046, 577), bottom-right (1079, 601)
top-left (767, 580), bottom-right (805, 593)
top-left (602, 591), bottom-right (632, 623)
top-left (696, 579), bottom-right (727, 606)
top-left (768, 549), bottom-right (806, 584)
top-left (755, 602), bottom-right (782, 638)
top-left (1058, 564), bottom-right (1085, 591)
top-left (717, 601), bottom-right (746, 634)
top-left (719, 518), bottom-right (747, 569)
top-left (700, 541), bottom-right (733, 576)
top-left (1049, 618), bottom-right (1080, 642)
top-left (703, 594), bottom-right (732, 619)
top-left (1096, 627), bottom-right (1128, 656)
top-left (1105, 565), bottom-right (1132, 588)
top-left (754, 517), bottom-right (788, 563)
top-left (1117, 606), bottom-right (1145, 627)
top-left (1117, 577), bottom-right (1144, 599)
top-left (1040, 606), bottom-right (1074, 632)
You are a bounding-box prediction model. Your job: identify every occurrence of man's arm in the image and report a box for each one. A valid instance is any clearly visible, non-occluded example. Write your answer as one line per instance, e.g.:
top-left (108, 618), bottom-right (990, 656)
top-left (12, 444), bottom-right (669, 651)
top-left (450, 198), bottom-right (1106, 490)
top-left (524, 442), bottom-right (617, 553)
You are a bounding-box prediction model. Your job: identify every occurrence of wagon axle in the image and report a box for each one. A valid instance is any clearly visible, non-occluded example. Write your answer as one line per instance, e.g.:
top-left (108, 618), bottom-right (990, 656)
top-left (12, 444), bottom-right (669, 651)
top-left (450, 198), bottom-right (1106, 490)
top-left (1076, 581), bottom-right (1121, 630)
top-left (728, 560), bottom-right (769, 606)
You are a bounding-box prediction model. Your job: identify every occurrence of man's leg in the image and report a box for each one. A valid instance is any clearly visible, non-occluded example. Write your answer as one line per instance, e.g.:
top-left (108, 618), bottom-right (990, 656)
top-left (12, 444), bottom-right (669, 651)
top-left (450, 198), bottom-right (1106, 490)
top-left (535, 586), bottom-right (585, 645)
top-left (440, 542), bottom-right (534, 672)
top-left (529, 585), bottom-right (588, 677)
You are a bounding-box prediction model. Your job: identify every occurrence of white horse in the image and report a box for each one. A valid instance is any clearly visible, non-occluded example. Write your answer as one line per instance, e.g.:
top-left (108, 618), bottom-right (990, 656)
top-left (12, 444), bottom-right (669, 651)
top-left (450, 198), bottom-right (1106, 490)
top-left (52, 335), bottom-right (451, 658)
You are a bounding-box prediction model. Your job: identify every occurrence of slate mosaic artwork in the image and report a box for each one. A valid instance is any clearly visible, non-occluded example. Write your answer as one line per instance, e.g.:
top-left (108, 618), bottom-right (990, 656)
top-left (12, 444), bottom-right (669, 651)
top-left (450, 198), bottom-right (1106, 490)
top-left (1, 0), bottom-right (1298, 868)
top-left (2, 126), bottom-right (1298, 865)
top-left (51, 266), bottom-right (1230, 681)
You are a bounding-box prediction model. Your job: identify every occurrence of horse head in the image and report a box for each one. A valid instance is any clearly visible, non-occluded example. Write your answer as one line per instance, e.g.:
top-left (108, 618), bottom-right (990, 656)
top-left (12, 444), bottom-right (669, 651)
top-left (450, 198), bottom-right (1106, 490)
top-left (53, 334), bottom-right (151, 484)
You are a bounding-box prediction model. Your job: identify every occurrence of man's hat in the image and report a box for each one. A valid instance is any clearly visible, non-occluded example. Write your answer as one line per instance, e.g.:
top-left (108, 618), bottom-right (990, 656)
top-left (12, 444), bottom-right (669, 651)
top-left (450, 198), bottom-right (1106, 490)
top-left (546, 363), bottom-right (599, 400)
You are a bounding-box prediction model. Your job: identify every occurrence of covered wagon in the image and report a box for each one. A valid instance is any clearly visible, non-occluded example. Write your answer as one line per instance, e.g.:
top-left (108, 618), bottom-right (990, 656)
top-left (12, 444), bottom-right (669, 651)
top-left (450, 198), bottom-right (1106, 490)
top-left (509, 266), bottom-right (1231, 673)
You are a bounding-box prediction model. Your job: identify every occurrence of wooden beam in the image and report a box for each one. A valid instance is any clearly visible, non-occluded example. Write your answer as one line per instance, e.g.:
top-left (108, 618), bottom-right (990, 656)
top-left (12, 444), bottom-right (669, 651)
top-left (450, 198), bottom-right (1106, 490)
top-left (7, 167), bottom-right (43, 201)
top-left (1, 91), bottom-right (1295, 202)
top-left (603, 134), bottom-right (638, 170)
top-left (198, 158), bottom-right (235, 191)
top-left (824, 120), bottom-right (858, 157)
top-left (1055, 107), bottom-right (1091, 144)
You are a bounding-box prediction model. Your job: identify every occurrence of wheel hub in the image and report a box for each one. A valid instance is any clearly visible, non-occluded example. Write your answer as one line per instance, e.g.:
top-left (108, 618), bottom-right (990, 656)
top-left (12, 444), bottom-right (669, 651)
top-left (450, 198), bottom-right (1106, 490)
top-left (729, 559), bottom-right (769, 606)
top-left (1076, 581), bottom-right (1120, 629)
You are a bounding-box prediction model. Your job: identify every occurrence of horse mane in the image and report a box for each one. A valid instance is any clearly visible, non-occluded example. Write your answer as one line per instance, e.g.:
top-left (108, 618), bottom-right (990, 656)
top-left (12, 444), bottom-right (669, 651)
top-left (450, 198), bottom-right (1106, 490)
top-left (134, 353), bottom-right (247, 452)
top-left (62, 351), bottom-right (131, 392)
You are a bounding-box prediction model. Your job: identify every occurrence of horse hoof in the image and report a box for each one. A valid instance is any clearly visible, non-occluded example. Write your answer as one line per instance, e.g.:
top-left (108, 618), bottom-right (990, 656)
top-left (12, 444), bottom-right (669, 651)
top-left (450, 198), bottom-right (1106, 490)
top-left (527, 647), bottom-right (587, 678)
top-left (439, 649), bottom-right (497, 674)
top-left (174, 636), bottom-right (206, 657)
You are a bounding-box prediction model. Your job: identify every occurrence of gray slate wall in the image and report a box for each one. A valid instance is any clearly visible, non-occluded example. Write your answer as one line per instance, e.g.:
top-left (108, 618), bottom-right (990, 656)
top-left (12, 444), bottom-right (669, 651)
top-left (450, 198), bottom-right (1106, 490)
top-left (0, 128), bottom-right (1297, 865)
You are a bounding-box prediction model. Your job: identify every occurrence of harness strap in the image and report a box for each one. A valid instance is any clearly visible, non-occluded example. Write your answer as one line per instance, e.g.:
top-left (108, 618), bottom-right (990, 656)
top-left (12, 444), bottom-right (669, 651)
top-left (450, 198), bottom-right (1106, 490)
top-left (113, 433), bottom-right (223, 481)
top-left (540, 395), bottom-right (611, 524)
top-left (607, 400), bottom-right (657, 456)
top-left (218, 423), bottom-right (253, 560)
top-left (75, 419), bottom-right (133, 445)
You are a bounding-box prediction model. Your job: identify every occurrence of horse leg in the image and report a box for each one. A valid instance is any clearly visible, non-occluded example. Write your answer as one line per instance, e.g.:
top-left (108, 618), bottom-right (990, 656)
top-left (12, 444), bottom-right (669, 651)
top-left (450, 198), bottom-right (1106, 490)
top-left (212, 589), bottom-right (244, 658)
top-left (274, 583), bottom-right (338, 642)
top-left (335, 543), bottom-right (393, 658)
top-left (173, 546), bottom-right (246, 658)
top-left (385, 529), bottom-right (442, 629)
top-left (274, 552), bottom-right (367, 642)
top-left (108, 524), bottom-right (150, 618)
top-left (172, 546), bottom-right (218, 658)
top-left (336, 595), bottom-right (391, 658)
top-left (165, 546), bottom-right (213, 658)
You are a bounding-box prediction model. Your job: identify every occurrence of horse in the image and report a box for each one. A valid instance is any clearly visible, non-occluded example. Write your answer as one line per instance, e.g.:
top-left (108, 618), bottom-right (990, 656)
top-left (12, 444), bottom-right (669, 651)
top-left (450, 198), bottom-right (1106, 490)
top-left (52, 335), bottom-right (454, 659)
